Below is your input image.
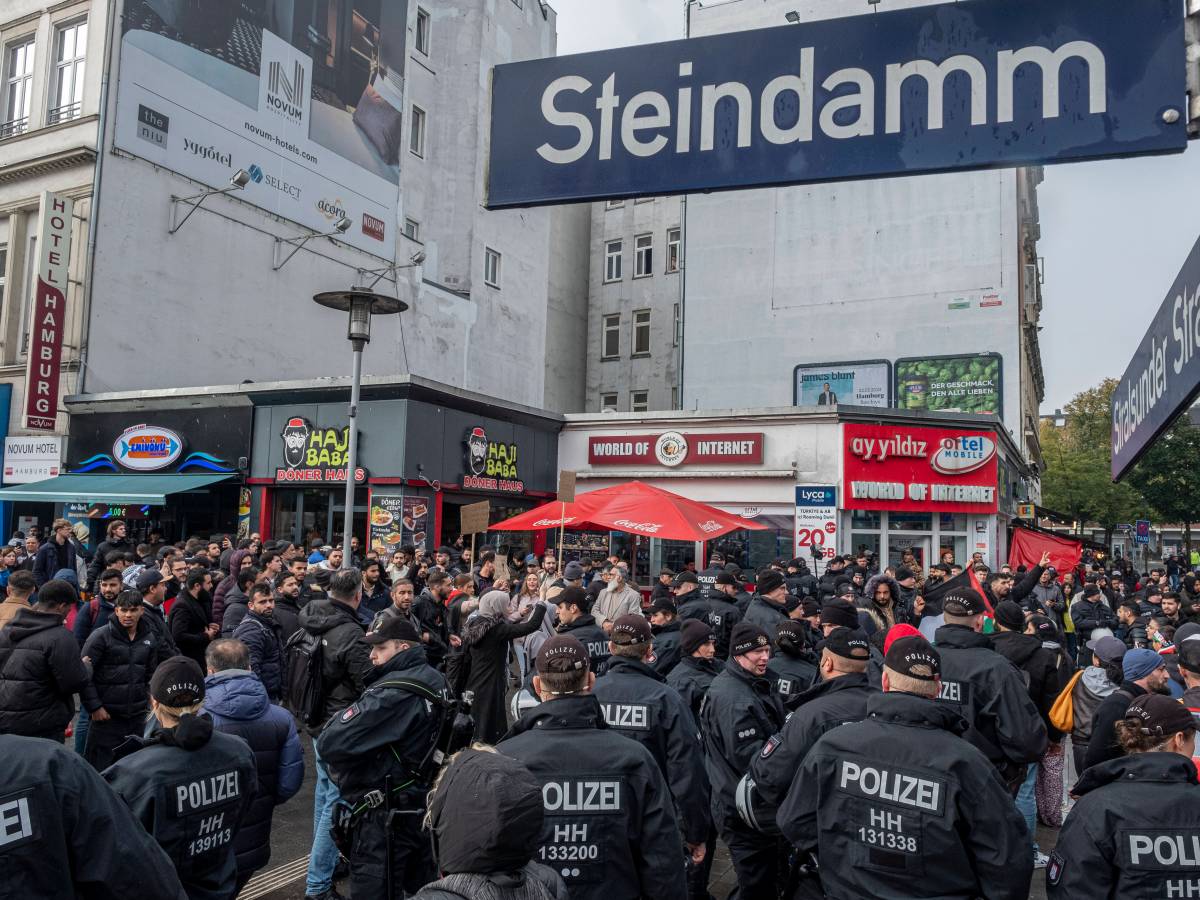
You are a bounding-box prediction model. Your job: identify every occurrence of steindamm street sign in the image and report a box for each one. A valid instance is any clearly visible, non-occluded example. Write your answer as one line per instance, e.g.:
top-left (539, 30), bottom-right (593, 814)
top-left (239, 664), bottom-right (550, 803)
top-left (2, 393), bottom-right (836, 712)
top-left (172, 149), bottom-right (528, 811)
top-left (486, 0), bottom-right (1186, 208)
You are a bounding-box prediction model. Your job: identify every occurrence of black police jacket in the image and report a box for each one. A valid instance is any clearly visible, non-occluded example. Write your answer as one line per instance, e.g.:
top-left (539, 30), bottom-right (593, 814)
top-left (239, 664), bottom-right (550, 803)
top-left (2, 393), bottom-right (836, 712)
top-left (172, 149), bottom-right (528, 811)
top-left (678, 590), bottom-right (741, 660)
top-left (296, 598), bottom-right (373, 733)
top-left (317, 644), bottom-right (449, 804)
top-left (1048, 752), bottom-right (1200, 899)
top-left (990, 629), bottom-right (1073, 741)
top-left (666, 654), bottom-right (720, 717)
top-left (697, 565), bottom-right (725, 588)
top-left (749, 672), bottom-right (874, 809)
top-left (497, 694), bottom-right (688, 900)
top-left (556, 614), bottom-right (611, 672)
top-left (777, 691), bottom-right (1033, 900)
top-left (933, 624), bottom-right (1048, 777)
top-left (80, 616), bottom-right (172, 719)
top-left (0, 733), bottom-right (187, 900)
top-left (742, 595), bottom-right (790, 640)
top-left (650, 621), bottom-right (682, 675)
top-left (0, 606), bottom-right (90, 738)
top-left (700, 656), bottom-right (786, 827)
top-left (767, 651), bottom-right (818, 709)
top-left (104, 715), bottom-right (259, 900)
top-left (592, 655), bottom-right (710, 843)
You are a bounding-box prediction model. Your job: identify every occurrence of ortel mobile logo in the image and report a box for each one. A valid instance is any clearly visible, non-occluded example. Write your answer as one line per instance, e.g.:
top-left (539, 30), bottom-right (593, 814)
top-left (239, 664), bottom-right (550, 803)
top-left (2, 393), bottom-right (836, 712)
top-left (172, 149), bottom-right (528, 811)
top-left (931, 436), bottom-right (997, 475)
top-left (267, 59), bottom-right (305, 124)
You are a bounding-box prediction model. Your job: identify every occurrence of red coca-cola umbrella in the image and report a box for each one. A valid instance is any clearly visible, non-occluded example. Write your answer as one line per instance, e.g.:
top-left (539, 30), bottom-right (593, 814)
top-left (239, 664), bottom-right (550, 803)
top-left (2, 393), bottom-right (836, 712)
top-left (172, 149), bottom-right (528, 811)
top-left (490, 481), bottom-right (766, 541)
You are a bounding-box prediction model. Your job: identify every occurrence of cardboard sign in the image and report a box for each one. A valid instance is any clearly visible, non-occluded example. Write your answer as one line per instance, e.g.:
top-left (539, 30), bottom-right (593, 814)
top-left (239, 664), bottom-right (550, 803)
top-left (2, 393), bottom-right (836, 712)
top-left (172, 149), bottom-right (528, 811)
top-left (460, 500), bottom-right (491, 535)
top-left (558, 470), bottom-right (577, 503)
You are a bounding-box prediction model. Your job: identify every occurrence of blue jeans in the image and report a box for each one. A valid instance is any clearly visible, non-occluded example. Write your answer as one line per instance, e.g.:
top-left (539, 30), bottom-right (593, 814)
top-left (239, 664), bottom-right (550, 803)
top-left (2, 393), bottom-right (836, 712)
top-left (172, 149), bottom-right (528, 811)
top-left (306, 738), bottom-right (342, 895)
top-left (1015, 762), bottom-right (1039, 854)
top-left (73, 706), bottom-right (90, 754)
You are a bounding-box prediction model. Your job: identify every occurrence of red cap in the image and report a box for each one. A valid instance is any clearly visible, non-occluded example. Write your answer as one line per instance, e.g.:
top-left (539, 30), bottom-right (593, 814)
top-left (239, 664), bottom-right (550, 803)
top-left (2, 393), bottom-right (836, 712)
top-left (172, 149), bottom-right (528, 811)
top-left (883, 623), bottom-right (922, 654)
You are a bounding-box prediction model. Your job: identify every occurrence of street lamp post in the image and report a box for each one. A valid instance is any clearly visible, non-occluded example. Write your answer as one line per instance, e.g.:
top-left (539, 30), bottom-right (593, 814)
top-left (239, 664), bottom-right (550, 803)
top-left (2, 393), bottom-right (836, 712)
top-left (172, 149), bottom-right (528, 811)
top-left (313, 288), bottom-right (408, 569)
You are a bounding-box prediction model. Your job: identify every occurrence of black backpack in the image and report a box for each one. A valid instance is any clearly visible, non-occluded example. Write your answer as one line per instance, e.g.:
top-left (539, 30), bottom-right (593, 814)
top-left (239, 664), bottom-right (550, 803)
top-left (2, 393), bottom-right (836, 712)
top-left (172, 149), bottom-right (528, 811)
top-left (283, 628), bottom-right (326, 728)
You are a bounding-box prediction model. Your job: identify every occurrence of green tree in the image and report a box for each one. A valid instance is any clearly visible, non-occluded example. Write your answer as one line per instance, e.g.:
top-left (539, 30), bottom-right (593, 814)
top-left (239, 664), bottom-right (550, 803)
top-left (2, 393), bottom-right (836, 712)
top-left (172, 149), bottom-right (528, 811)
top-left (1039, 379), bottom-right (1148, 547)
top-left (1126, 411), bottom-right (1200, 556)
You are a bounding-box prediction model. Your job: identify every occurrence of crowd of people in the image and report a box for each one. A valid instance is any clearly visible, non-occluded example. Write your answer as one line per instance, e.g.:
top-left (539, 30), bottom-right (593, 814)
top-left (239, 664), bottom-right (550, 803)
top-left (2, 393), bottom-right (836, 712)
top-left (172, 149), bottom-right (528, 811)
top-left (0, 522), bottom-right (1198, 900)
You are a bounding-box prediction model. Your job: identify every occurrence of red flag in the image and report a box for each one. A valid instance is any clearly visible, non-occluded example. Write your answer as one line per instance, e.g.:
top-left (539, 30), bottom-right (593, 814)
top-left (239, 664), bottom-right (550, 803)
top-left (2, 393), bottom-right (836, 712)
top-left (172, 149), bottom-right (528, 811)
top-left (922, 568), bottom-right (992, 616)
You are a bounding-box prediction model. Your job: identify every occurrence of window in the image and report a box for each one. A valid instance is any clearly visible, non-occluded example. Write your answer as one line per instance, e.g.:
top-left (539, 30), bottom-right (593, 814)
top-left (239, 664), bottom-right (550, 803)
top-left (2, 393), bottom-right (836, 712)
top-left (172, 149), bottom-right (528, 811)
top-left (484, 247), bottom-right (501, 288)
top-left (635, 197), bottom-right (654, 204)
top-left (403, 218), bottom-right (420, 241)
top-left (666, 227), bottom-right (681, 273)
top-left (600, 392), bottom-right (618, 411)
top-left (0, 245), bottom-right (6, 316)
top-left (606, 199), bottom-right (624, 209)
top-left (672, 302), bottom-right (680, 347)
top-left (49, 19), bottom-right (87, 124)
top-left (415, 8), bottom-right (431, 55)
top-left (3, 37), bottom-right (35, 137)
top-left (604, 239), bottom-right (622, 282)
top-left (18, 232), bottom-right (35, 354)
top-left (631, 390), bottom-right (649, 412)
top-left (634, 233), bottom-right (652, 278)
top-left (671, 386), bottom-right (678, 408)
top-left (409, 105), bottom-right (426, 157)
top-left (601, 313), bottom-right (620, 360)
top-left (632, 309), bottom-right (651, 356)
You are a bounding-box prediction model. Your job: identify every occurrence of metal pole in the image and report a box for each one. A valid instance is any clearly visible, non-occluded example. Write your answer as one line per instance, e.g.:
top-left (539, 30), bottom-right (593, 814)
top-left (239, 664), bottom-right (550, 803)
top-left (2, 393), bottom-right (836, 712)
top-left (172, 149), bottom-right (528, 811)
top-left (342, 338), bottom-right (364, 568)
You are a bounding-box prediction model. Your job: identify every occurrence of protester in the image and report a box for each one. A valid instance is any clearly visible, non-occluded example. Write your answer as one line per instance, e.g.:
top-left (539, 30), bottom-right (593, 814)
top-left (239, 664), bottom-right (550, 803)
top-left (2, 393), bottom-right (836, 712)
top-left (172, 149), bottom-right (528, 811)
top-left (0, 569), bottom-right (34, 631)
top-left (593, 565), bottom-right (642, 633)
top-left (464, 590), bottom-right (548, 743)
top-left (1066, 635), bottom-right (1125, 778)
top-left (73, 568), bottom-right (124, 646)
top-left (169, 569), bottom-right (220, 669)
top-left (1083, 647), bottom-right (1170, 770)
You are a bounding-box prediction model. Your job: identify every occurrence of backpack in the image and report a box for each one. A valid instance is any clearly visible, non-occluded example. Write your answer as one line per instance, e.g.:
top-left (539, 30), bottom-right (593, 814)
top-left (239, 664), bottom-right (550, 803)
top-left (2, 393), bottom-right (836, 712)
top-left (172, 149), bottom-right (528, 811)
top-left (1048, 668), bottom-right (1083, 733)
top-left (283, 628), bottom-right (326, 728)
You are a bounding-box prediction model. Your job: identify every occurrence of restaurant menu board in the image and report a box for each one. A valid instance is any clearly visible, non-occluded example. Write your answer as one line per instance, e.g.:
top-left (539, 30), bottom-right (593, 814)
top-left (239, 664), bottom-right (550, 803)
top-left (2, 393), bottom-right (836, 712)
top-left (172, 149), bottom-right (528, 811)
top-left (369, 494), bottom-right (430, 555)
top-left (560, 529), bottom-right (609, 564)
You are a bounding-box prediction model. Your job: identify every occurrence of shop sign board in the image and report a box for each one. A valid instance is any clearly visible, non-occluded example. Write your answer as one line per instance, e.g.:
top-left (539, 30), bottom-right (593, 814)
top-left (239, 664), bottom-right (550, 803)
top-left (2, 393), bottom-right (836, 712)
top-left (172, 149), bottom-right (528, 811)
top-left (794, 362), bottom-right (889, 408)
top-left (843, 423), bottom-right (999, 514)
top-left (588, 432), bottom-right (764, 467)
top-left (25, 192), bottom-right (73, 431)
top-left (113, 424), bottom-right (183, 471)
top-left (795, 485), bottom-right (837, 576)
top-left (3, 436), bottom-right (63, 484)
top-left (69, 408), bottom-right (251, 475)
top-left (894, 354), bottom-right (1003, 418)
top-left (66, 502), bottom-right (151, 520)
top-left (370, 494), bottom-right (429, 555)
top-left (275, 417), bottom-right (366, 484)
top-left (486, 0), bottom-right (1186, 208)
top-left (463, 426), bottom-right (524, 493)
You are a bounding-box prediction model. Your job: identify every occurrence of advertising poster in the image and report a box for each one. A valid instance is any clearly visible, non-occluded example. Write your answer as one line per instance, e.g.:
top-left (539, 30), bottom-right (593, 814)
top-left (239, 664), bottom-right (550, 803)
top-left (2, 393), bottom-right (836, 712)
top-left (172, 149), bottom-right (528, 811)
top-left (795, 486), bottom-right (837, 576)
top-left (794, 362), bottom-right (889, 408)
top-left (114, 0), bottom-right (406, 258)
top-left (369, 494), bottom-right (429, 555)
top-left (894, 355), bottom-right (1003, 417)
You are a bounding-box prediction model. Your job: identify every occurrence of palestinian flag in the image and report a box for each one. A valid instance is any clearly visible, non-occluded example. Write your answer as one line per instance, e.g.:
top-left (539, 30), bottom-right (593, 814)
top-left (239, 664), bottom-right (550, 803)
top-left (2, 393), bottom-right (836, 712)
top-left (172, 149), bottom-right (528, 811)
top-left (922, 568), bottom-right (993, 617)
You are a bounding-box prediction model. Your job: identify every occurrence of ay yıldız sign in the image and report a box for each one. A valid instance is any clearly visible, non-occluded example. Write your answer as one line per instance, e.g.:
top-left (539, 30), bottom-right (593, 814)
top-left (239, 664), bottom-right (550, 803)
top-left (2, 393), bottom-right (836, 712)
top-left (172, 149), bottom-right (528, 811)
top-left (487, 0), bottom-right (1185, 208)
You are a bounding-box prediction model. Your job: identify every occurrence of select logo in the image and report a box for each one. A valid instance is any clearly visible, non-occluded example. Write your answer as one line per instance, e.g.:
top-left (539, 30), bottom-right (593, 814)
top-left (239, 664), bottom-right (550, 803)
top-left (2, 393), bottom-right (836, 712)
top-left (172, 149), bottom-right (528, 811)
top-left (136, 104), bottom-right (169, 148)
top-left (362, 212), bottom-right (385, 241)
top-left (246, 163), bottom-right (300, 199)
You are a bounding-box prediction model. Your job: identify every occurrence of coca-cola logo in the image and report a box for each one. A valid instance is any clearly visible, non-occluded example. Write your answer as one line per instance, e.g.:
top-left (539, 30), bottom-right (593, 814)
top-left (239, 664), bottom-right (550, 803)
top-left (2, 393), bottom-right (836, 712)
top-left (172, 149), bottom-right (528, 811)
top-left (613, 519), bottom-right (662, 534)
top-left (533, 517), bottom-right (577, 527)
top-left (698, 520), bottom-right (723, 533)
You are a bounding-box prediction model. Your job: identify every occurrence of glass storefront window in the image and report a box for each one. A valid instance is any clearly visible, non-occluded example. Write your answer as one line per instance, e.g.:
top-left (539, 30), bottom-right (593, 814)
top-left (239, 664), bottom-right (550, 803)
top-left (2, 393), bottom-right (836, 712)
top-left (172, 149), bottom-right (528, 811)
top-left (713, 515), bottom-right (794, 570)
top-left (650, 538), bottom-right (696, 581)
top-left (889, 513), bottom-right (932, 532)
top-left (851, 510), bottom-right (881, 530)
top-left (938, 513), bottom-right (967, 533)
top-left (940, 535), bottom-right (968, 566)
top-left (851, 533), bottom-right (880, 560)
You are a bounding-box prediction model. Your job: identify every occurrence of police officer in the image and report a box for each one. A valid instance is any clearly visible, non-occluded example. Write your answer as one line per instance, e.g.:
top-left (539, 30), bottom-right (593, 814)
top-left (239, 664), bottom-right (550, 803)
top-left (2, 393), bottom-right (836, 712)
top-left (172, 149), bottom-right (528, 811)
top-left (103, 656), bottom-right (258, 900)
top-left (551, 585), bottom-right (611, 673)
top-left (0, 732), bottom-right (188, 899)
top-left (667, 619), bottom-right (722, 717)
top-left (934, 589), bottom-right (1048, 788)
top-left (767, 620), bottom-right (818, 708)
top-left (679, 571), bottom-right (741, 660)
top-left (593, 615), bottom-right (711, 869)
top-left (697, 553), bottom-right (726, 590)
top-left (748, 627), bottom-right (874, 817)
top-left (742, 570), bottom-right (791, 640)
top-left (671, 570), bottom-right (702, 609)
top-left (1048, 693), bottom-right (1200, 898)
top-left (700, 622), bottom-right (786, 899)
top-left (777, 635), bottom-right (1032, 900)
top-left (317, 616), bottom-right (449, 899)
top-left (648, 598), bottom-right (683, 674)
top-left (498, 635), bottom-right (687, 900)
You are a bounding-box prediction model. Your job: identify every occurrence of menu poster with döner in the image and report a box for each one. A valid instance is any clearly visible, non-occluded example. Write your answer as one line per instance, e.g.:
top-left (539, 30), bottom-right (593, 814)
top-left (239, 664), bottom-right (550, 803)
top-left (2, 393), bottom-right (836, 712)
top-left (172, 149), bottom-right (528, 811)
top-left (369, 495), bottom-right (431, 555)
top-left (403, 497), bottom-right (429, 553)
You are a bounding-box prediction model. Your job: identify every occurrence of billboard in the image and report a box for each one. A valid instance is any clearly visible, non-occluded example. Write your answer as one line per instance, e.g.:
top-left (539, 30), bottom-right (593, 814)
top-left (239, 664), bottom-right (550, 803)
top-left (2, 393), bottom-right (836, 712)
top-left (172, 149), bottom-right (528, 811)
top-left (794, 361), bottom-right (889, 408)
top-left (894, 354), bottom-right (1003, 418)
top-left (795, 485), bottom-right (837, 575)
top-left (486, 0), bottom-right (1185, 208)
top-left (1111, 233), bottom-right (1200, 480)
top-left (114, 0), bottom-right (406, 257)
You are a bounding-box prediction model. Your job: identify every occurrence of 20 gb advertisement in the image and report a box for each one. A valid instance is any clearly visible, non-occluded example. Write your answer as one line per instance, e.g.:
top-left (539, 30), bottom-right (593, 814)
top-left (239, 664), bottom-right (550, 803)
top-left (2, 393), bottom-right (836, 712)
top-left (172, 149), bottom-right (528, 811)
top-left (113, 0), bottom-right (407, 258)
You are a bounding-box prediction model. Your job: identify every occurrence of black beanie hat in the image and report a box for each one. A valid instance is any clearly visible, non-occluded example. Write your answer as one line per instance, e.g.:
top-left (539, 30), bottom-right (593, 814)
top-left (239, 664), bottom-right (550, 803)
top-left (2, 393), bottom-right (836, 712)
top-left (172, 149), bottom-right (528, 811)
top-left (681, 619), bottom-right (716, 655)
top-left (820, 599), bottom-right (860, 629)
top-left (730, 622), bottom-right (771, 656)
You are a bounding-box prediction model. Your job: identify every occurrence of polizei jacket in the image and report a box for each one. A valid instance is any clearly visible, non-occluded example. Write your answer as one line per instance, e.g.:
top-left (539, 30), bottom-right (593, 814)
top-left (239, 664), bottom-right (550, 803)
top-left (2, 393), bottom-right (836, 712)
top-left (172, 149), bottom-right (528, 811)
top-left (497, 693), bottom-right (687, 900)
top-left (777, 691), bottom-right (1033, 900)
top-left (1048, 752), bottom-right (1200, 898)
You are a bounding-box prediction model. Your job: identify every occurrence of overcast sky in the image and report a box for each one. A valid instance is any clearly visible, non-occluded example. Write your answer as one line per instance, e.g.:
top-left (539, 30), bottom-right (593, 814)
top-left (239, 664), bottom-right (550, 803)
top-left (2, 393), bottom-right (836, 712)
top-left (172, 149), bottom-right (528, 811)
top-left (551, 0), bottom-right (1200, 415)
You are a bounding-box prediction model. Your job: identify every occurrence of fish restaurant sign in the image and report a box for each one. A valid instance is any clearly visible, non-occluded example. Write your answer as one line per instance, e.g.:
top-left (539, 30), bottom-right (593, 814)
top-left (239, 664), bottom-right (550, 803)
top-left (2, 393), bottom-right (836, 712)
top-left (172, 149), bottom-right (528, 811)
top-left (114, 425), bottom-right (183, 471)
top-left (486, 0), bottom-right (1185, 208)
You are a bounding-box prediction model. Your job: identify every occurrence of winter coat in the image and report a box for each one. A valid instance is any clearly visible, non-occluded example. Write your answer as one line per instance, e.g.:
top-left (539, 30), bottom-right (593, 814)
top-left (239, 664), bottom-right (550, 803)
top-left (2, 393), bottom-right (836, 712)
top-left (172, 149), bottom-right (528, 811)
top-left (140, 602), bottom-right (179, 657)
top-left (103, 715), bottom-right (258, 900)
top-left (0, 607), bottom-right (90, 738)
top-left (81, 616), bottom-right (171, 719)
top-left (232, 610), bottom-right (285, 700)
top-left (412, 588), bottom-right (450, 669)
top-left (169, 592), bottom-right (212, 670)
top-left (554, 614), bottom-right (611, 674)
top-left (464, 603), bottom-right (548, 744)
top-left (211, 549), bottom-right (252, 626)
top-left (1082, 681), bottom-right (1147, 771)
top-left (1030, 580), bottom-right (1066, 629)
top-left (1070, 666), bottom-right (1118, 745)
top-left (593, 583), bottom-right (642, 628)
top-left (296, 598), bottom-right (372, 734)
top-left (742, 595), bottom-right (790, 640)
top-left (767, 650), bottom-right (818, 709)
top-left (204, 670), bottom-right (303, 881)
top-left (649, 620), bottom-right (682, 675)
top-left (72, 596), bottom-right (114, 647)
top-left (219, 585), bottom-right (250, 637)
top-left (990, 629), bottom-right (1074, 741)
top-left (0, 594), bottom-right (30, 632)
top-left (665, 654), bottom-right (720, 717)
top-left (413, 866), bottom-right (567, 900)
top-left (677, 590), bottom-right (741, 660)
top-left (0, 733), bottom-right (187, 900)
top-left (273, 595), bottom-right (301, 645)
top-left (862, 573), bottom-right (909, 629)
top-left (1070, 597), bottom-right (1119, 641)
top-left (32, 539), bottom-right (77, 588)
top-left (1049, 753), bottom-right (1200, 899)
top-left (85, 537), bottom-right (132, 592)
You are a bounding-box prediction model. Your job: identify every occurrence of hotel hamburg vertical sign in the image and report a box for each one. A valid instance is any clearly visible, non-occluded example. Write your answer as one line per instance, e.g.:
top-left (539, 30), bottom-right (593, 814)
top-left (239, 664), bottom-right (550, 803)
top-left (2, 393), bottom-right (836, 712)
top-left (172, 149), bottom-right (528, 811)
top-left (486, 0), bottom-right (1186, 207)
top-left (25, 192), bottom-right (73, 431)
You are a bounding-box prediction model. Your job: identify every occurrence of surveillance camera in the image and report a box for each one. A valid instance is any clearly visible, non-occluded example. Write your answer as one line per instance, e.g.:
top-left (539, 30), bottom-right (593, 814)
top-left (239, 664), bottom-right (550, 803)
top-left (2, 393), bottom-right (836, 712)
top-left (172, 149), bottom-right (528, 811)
top-left (230, 169), bottom-right (250, 188)
top-left (411, 251), bottom-right (427, 265)
top-left (335, 216), bottom-right (352, 233)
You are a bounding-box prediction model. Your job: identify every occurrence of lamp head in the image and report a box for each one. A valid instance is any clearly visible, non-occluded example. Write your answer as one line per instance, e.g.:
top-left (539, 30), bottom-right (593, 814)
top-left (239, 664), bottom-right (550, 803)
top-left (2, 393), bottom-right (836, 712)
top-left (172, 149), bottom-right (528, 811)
top-left (785, 10), bottom-right (801, 23)
top-left (230, 169), bottom-right (250, 188)
top-left (410, 250), bottom-right (427, 265)
top-left (334, 216), bottom-right (352, 234)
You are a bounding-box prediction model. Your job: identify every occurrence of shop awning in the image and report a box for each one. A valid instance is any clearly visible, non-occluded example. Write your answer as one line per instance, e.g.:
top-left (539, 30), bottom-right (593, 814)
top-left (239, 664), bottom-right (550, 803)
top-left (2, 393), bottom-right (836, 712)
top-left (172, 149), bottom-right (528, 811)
top-left (0, 474), bottom-right (234, 505)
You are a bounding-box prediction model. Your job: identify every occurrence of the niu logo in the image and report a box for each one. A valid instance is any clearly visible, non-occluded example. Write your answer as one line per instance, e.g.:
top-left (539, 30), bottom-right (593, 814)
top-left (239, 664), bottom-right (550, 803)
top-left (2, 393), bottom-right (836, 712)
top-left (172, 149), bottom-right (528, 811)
top-left (136, 104), bottom-right (169, 148)
top-left (267, 60), bottom-right (306, 125)
top-left (362, 213), bottom-right (385, 241)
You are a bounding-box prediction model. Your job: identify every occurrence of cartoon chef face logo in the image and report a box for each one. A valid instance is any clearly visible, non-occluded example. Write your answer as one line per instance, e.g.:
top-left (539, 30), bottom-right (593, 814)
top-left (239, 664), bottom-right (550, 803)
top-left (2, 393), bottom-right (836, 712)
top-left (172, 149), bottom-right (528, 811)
top-left (466, 426), bottom-right (489, 476)
top-left (282, 417), bottom-right (311, 469)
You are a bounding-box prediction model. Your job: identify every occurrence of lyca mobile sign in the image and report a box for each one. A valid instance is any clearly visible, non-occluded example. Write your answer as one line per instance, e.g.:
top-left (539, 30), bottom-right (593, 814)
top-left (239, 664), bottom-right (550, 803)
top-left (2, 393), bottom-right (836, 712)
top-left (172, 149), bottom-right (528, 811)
top-left (486, 0), bottom-right (1185, 208)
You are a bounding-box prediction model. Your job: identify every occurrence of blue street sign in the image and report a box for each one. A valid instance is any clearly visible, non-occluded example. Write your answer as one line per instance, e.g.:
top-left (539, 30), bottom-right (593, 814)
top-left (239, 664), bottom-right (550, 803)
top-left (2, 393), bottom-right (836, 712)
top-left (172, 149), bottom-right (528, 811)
top-left (486, 0), bottom-right (1185, 209)
top-left (1112, 231), bottom-right (1200, 480)
top-left (1135, 520), bottom-right (1151, 544)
